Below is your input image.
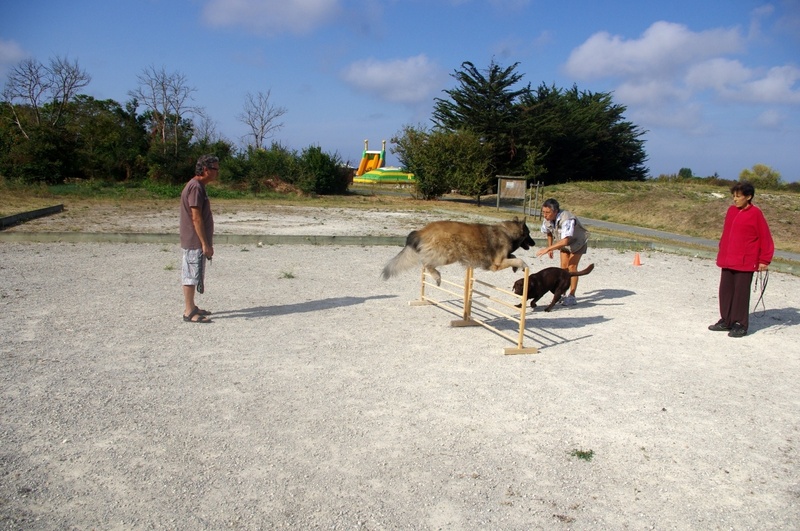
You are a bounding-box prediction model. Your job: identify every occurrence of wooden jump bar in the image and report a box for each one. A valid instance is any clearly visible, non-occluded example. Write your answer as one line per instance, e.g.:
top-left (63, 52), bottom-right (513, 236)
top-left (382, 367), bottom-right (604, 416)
top-left (410, 266), bottom-right (538, 355)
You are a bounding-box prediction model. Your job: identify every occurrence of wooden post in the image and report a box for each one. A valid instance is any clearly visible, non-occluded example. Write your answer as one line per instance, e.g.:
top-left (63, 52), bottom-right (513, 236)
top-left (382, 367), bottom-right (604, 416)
top-left (504, 267), bottom-right (538, 355)
top-left (451, 267), bottom-right (479, 327)
top-left (517, 267), bottom-right (529, 349)
top-left (409, 266), bottom-right (433, 306)
top-left (462, 267), bottom-right (472, 321)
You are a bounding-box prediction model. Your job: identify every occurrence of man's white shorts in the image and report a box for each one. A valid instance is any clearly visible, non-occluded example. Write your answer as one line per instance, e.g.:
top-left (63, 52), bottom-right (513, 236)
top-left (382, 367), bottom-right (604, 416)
top-left (182, 248), bottom-right (204, 286)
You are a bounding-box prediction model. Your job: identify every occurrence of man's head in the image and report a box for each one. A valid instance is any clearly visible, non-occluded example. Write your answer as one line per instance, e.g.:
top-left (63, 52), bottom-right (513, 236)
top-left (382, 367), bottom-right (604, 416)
top-left (195, 154), bottom-right (220, 178)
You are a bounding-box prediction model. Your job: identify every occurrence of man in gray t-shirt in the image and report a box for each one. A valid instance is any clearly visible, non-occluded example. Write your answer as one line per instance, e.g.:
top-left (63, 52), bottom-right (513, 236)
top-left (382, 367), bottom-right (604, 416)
top-left (180, 154), bottom-right (218, 323)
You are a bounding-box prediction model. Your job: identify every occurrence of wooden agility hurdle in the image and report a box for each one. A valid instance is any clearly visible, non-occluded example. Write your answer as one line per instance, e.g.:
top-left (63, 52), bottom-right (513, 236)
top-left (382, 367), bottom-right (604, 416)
top-left (409, 266), bottom-right (538, 355)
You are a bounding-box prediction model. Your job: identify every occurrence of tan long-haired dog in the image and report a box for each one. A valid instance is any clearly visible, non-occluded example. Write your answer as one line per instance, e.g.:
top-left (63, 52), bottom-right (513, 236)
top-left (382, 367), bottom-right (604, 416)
top-left (381, 218), bottom-right (535, 286)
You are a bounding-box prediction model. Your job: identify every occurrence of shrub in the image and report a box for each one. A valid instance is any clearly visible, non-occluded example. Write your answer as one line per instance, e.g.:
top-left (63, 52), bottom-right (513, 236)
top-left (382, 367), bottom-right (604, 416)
top-left (297, 145), bottom-right (347, 195)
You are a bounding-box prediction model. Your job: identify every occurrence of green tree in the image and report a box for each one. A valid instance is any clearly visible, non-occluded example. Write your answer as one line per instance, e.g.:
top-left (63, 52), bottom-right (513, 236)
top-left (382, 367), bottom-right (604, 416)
top-left (391, 125), bottom-right (451, 200)
top-left (222, 143), bottom-right (298, 193)
top-left (68, 96), bottom-right (148, 181)
top-left (1, 56), bottom-right (91, 183)
top-left (520, 143), bottom-right (548, 183)
top-left (432, 61), bottom-right (529, 176)
top-left (391, 126), bottom-right (491, 201)
top-left (298, 145), bottom-right (347, 195)
top-left (739, 164), bottom-right (782, 189)
top-left (0, 120), bottom-right (73, 184)
top-left (678, 167), bottom-right (693, 179)
top-left (517, 84), bottom-right (648, 183)
top-left (442, 129), bottom-right (493, 202)
top-left (143, 114), bottom-right (195, 184)
top-left (391, 124), bottom-right (427, 180)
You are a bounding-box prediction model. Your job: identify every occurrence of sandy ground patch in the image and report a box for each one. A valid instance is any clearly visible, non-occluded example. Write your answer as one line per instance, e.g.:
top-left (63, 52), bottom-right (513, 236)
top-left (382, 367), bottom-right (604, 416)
top-left (1, 209), bottom-right (799, 529)
top-left (2, 204), bottom-right (501, 236)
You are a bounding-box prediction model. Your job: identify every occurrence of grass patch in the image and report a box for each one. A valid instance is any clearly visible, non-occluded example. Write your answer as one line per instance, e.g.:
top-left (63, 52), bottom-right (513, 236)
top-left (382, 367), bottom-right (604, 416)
top-left (279, 271), bottom-right (295, 279)
top-left (570, 449), bottom-right (594, 461)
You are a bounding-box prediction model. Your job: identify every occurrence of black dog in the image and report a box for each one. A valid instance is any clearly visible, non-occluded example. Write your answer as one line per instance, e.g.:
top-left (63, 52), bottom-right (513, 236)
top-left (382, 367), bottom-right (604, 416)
top-left (513, 263), bottom-right (595, 312)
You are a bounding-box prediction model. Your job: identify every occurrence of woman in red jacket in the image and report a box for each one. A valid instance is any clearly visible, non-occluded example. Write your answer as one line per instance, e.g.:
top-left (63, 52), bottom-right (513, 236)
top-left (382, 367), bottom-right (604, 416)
top-left (708, 181), bottom-right (774, 337)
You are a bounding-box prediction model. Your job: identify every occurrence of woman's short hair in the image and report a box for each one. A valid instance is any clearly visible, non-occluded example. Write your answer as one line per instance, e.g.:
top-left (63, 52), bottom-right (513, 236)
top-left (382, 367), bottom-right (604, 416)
top-left (542, 198), bottom-right (560, 212)
top-left (731, 180), bottom-right (755, 200)
top-left (195, 154), bottom-right (219, 176)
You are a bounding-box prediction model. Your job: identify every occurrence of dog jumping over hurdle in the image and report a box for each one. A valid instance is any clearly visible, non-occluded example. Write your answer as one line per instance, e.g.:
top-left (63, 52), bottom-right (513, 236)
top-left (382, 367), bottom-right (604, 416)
top-left (381, 218), bottom-right (536, 286)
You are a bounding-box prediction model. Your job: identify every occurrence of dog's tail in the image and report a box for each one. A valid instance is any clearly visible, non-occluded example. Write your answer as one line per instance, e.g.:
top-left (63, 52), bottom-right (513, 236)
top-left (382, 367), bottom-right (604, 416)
top-left (571, 263), bottom-right (595, 277)
top-left (381, 231), bottom-right (422, 280)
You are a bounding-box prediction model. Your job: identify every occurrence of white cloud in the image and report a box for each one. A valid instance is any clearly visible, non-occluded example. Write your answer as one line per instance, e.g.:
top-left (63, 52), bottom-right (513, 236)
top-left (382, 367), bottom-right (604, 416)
top-left (564, 21), bottom-right (744, 80)
top-left (748, 3), bottom-right (775, 40)
top-left (0, 39), bottom-right (26, 66)
top-left (756, 109), bottom-right (784, 129)
top-left (685, 58), bottom-right (752, 91)
top-left (628, 100), bottom-right (706, 132)
top-left (738, 65), bottom-right (800, 104)
top-left (687, 60), bottom-right (800, 104)
top-left (563, 19), bottom-right (800, 134)
top-left (493, 30), bottom-right (553, 60)
top-left (202, 0), bottom-right (341, 36)
top-left (340, 55), bottom-right (447, 105)
top-left (613, 79), bottom-right (690, 107)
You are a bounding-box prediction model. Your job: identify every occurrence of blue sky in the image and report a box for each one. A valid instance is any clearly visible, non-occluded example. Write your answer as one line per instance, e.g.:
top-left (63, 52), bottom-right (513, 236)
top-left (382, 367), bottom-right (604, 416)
top-left (2, 0), bottom-right (799, 181)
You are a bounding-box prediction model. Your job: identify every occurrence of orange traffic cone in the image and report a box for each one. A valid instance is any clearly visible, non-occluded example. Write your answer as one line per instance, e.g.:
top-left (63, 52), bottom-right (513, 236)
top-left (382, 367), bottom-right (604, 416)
top-left (633, 252), bottom-right (642, 266)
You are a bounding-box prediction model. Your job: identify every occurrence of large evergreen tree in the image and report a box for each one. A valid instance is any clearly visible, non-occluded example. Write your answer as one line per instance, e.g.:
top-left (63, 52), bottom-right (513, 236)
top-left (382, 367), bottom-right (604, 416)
top-left (517, 84), bottom-right (648, 182)
top-left (430, 61), bottom-right (648, 184)
top-left (432, 61), bottom-right (530, 175)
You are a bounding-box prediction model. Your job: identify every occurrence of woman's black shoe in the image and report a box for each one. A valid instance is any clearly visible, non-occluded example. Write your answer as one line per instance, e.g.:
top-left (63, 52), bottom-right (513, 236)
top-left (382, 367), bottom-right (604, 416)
top-left (728, 323), bottom-right (747, 337)
top-left (708, 319), bottom-right (730, 331)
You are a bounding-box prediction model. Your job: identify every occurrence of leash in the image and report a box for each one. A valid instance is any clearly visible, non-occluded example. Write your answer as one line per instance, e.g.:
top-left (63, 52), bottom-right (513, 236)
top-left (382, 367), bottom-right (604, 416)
top-left (752, 270), bottom-right (769, 315)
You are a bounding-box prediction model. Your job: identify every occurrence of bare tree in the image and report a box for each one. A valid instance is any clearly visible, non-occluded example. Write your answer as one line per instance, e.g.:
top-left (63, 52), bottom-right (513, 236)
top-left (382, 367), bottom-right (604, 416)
top-left (193, 111), bottom-right (224, 145)
top-left (49, 56), bottom-right (91, 126)
top-left (237, 90), bottom-right (287, 149)
top-left (129, 65), bottom-right (198, 155)
top-left (129, 65), bottom-right (168, 145)
top-left (2, 56), bottom-right (90, 137)
top-left (166, 70), bottom-right (196, 155)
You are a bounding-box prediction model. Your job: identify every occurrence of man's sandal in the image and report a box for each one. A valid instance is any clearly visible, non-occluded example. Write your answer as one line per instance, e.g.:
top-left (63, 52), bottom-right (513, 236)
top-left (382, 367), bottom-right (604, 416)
top-left (194, 306), bottom-right (212, 316)
top-left (183, 308), bottom-right (211, 323)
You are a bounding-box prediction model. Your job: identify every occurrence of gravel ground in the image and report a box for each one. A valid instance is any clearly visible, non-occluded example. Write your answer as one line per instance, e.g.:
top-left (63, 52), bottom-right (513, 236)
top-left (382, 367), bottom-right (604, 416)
top-left (1, 207), bottom-right (799, 529)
